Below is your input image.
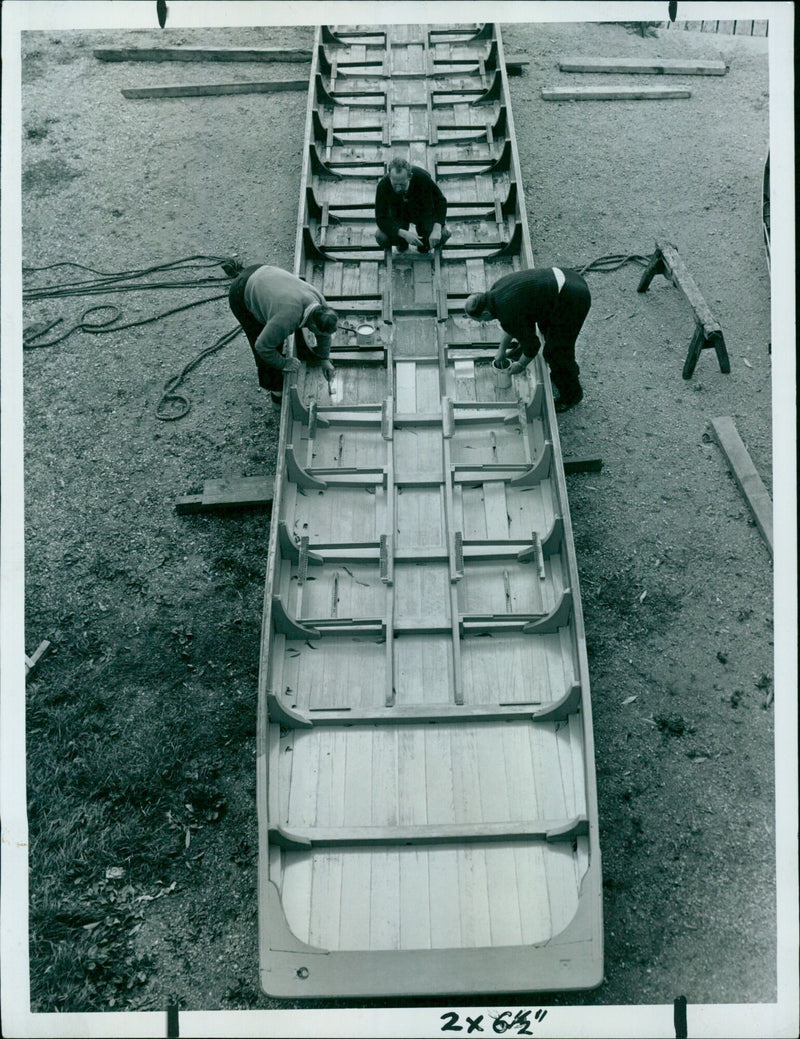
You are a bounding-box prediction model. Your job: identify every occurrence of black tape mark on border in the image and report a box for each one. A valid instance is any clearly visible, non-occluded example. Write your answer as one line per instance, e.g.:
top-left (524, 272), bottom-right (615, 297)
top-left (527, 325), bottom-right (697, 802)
top-left (157, 0), bottom-right (168, 29)
top-left (167, 1002), bottom-right (179, 1038)
top-left (674, 994), bottom-right (688, 1038)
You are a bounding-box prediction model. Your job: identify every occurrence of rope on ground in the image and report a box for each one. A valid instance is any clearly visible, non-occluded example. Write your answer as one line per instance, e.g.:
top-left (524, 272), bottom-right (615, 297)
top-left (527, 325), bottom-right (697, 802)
top-left (576, 253), bottom-right (651, 275)
top-left (23, 294), bottom-right (229, 349)
top-left (23, 252), bottom-right (248, 420)
top-left (22, 253), bottom-right (240, 283)
top-left (24, 277), bottom-right (235, 302)
top-left (156, 326), bottom-right (242, 421)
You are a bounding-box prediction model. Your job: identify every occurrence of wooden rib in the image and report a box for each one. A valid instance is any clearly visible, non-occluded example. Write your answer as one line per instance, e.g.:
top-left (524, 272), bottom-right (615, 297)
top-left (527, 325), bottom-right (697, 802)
top-left (540, 515), bottom-right (564, 556)
top-left (266, 692), bottom-right (313, 728)
top-left (521, 588), bottom-right (573, 634)
top-left (272, 595), bottom-right (321, 639)
top-left (286, 444), bottom-right (328, 489)
top-left (509, 440), bottom-right (553, 487)
top-left (530, 682), bottom-right (582, 722)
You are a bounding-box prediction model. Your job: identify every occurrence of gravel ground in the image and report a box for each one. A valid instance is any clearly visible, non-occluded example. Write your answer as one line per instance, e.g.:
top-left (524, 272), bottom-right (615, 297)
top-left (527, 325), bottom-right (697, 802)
top-left (8, 8), bottom-right (792, 1038)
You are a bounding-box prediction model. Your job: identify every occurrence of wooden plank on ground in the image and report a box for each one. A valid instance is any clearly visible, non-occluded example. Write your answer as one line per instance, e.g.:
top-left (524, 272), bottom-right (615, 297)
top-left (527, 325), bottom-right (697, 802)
top-left (121, 81), bottom-right (308, 99)
top-left (542, 85), bottom-right (691, 101)
top-left (563, 455), bottom-right (603, 474)
top-left (175, 475), bottom-right (274, 514)
top-left (504, 55), bottom-right (530, 75)
top-left (95, 46), bottom-right (312, 62)
top-left (25, 639), bottom-right (53, 678)
top-left (558, 57), bottom-right (727, 75)
top-left (708, 417), bottom-right (773, 556)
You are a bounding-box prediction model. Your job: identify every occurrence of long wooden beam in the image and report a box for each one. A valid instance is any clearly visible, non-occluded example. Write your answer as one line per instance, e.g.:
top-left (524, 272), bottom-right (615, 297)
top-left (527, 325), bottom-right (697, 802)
top-left (558, 57), bottom-right (727, 75)
top-left (708, 417), bottom-right (773, 555)
top-left (542, 85), bottom-right (691, 101)
top-left (96, 46), bottom-right (312, 62)
top-left (122, 80), bottom-right (307, 99)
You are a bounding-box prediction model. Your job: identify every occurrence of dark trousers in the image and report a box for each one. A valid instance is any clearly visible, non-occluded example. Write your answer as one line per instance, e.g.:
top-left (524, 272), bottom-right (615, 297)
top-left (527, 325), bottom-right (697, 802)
top-left (541, 270), bottom-right (591, 402)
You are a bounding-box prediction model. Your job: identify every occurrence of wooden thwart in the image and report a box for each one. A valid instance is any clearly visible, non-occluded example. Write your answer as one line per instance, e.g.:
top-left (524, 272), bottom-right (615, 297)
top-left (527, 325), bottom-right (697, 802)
top-left (542, 85), bottom-right (691, 101)
top-left (708, 417), bottom-right (773, 555)
top-left (637, 238), bottom-right (730, 378)
top-left (270, 816), bottom-right (589, 848)
top-left (122, 81), bottom-right (307, 99)
top-left (558, 57), bottom-right (727, 75)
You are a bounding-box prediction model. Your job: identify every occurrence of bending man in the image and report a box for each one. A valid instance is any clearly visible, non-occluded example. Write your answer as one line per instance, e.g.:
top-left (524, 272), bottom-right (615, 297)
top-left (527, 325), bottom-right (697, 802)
top-left (464, 266), bottom-right (591, 412)
top-left (375, 157), bottom-right (451, 253)
top-left (229, 264), bottom-right (338, 410)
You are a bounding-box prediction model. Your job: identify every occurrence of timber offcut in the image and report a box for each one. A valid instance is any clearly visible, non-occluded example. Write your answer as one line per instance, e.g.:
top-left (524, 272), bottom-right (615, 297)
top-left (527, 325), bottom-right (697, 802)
top-left (257, 22), bottom-right (603, 999)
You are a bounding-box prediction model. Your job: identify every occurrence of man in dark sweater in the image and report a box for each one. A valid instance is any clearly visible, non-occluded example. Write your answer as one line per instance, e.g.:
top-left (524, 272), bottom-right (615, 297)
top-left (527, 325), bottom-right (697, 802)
top-left (374, 157), bottom-right (451, 253)
top-left (229, 264), bottom-right (338, 410)
top-left (464, 267), bottom-right (591, 412)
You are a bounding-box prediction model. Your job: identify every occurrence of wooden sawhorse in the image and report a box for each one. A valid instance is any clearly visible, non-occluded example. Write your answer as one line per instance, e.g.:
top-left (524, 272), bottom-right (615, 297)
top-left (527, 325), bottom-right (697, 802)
top-left (638, 238), bottom-right (730, 379)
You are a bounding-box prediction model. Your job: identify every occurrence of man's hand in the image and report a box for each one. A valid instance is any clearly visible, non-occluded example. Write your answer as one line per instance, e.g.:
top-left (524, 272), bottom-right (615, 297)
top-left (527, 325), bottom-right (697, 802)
top-left (399, 228), bottom-right (423, 248)
top-left (509, 359), bottom-right (530, 375)
top-left (429, 223), bottom-right (443, 248)
top-left (321, 360), bottom-right (335, 383)
top-left (282, 356), bottom-right (302, 374)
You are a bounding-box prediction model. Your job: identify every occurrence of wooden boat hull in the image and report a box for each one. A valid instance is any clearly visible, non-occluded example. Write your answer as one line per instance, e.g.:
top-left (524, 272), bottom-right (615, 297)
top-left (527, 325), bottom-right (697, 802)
top-left (762, 150), bottom-right (770, 272)
top-left (257, 21), bottom-right (603, 999)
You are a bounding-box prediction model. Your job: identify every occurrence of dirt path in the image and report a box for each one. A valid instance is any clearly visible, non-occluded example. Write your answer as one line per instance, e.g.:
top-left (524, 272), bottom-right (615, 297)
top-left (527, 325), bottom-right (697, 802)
top-left (13, 10), bottom-right (783, 1032)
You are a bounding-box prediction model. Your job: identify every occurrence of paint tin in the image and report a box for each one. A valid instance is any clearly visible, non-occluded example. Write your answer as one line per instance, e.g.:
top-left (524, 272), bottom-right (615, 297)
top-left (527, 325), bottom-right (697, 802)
top-left (356, 323), bottom-right (376, 346)
top-left (491, 357), bottom-right (512, 388)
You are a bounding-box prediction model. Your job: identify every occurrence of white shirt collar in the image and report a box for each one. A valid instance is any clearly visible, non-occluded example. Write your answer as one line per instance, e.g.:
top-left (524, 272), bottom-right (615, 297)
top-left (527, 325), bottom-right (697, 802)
top-left (300, 301), bottom-right (318, 328)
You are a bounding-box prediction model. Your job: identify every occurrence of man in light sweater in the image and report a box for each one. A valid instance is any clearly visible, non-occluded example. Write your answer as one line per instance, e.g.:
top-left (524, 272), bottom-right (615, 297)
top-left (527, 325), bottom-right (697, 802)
top-left (229, 264), bottom-right (338, 410)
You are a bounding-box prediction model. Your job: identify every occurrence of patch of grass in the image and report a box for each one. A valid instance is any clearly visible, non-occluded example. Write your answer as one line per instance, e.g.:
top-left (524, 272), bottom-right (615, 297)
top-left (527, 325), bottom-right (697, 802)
top-left (30, 877), bottom-right (160, 1011)
top-left (26, 606), bottom-right (259, 1008)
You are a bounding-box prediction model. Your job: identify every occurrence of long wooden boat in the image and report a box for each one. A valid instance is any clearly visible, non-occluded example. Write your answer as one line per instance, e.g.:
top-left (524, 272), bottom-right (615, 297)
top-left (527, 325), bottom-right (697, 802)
top-left (256, 21), bottom-right (603, 999)
top-left (762, 149), bottom-right (770, 273)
